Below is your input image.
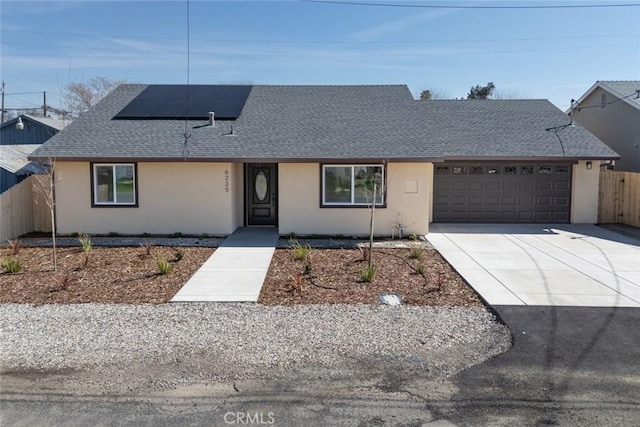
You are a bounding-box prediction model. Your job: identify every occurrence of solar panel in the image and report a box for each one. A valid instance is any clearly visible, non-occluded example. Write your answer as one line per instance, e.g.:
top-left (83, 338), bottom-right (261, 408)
top-left (114, 85), bottom-right (252, 119)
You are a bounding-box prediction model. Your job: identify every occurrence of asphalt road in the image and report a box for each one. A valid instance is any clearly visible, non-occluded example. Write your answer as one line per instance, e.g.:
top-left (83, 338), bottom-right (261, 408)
top-left (2, 306), bottom-right (639, 426)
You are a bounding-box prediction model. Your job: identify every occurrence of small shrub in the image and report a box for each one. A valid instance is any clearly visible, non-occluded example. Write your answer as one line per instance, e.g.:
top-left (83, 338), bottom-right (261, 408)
top-left (356, 245), bottom-right (368, 262)
top-left (291, 240), bottom-right (311, 260)
top-left (408, 247), bottom-right (422, 260)
top-left (78, 233), bottom-right (92, 252)
top-left (80, 252), bottom-right (90, 269)
top-left (108, 232), bottom-right (120, 237)
top-left (155, 255), bottom-right (172, 275)
top-left (173, 249), bottom-right (184, 262)
top-left (7, 239), bottom-right (22, 255)
top-left (303, 259), bottom-right (313, 275)
top-left (359, 265), bottom-right (375, 283)
top-left (201, 232), bottom-right (210, 238)
top-left (57, 272), bottom-right (72, 290)
top-left (288, 272), bottom-right (304, 294)
top-left (141, 232), bottom-right (151, 238)
top-left (287, 232), bottom-right (296, 239)
top-left (415, 263), bottom-right (426, 275)
top-left (336, 233), bottom-right (344, 238)
top-left (310, 234), bottom-right (320, 239)
top-left (172, 232), bottom-right (183, 238)
top-left (140, 241), bottom-right (154, 258)
top-left (409, 233), bottom-right (418, 241)
top-left (1, 257), bottom-right (21, 273)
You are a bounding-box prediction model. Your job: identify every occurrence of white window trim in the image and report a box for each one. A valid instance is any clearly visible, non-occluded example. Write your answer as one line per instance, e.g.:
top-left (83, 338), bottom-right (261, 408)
top-left (322, 164), bottom-right (385, 206)
top-left (92, 163), bottom-right (137, 206)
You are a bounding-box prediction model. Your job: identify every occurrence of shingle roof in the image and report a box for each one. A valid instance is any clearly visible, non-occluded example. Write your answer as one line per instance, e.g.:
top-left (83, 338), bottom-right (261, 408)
top-left (0, 115), bottom-right (68, 132)
top-left (0, 144), bottom-right (45, 174)
top-left (572, 80), bottom-right (640, 111)
top-left (25, 115), bottom-right (69, 131)
top-left (599, 81), bottom-right (640, 109)
top-left (31, 84), bottom-right (618, 162)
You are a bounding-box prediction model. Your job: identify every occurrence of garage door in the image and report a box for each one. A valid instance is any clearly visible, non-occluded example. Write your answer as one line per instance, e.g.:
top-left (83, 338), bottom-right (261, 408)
top-left (433, 164), bottom-right (572, 223)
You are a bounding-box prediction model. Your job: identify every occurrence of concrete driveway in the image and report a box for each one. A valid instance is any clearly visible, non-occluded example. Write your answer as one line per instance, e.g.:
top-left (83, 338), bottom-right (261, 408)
top-left (428, 224), bottom-right (640, 307)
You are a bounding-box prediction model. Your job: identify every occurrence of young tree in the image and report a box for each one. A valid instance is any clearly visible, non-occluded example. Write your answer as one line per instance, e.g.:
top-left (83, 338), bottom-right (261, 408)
top-left (32, 159), bottom-right (57, 271)
top-left (467, 82), bottom-right (496, 99)
top-left (64, 77), bottom-right (124, 117)
top-left (420, 88), bottom-right (448, 100)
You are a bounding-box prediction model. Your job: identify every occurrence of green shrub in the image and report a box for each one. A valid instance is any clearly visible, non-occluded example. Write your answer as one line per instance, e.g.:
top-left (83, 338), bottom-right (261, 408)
top-left (408, 247), bottom-right (422, 260)
top-left (1, 257), bottom-right (21, 273)
top-left (155, 255), bottom-right (172, 275)
top-left (359, 265), bottom-right (375, 282)
top-left (409, 233), bottom-right (418, 241)
top-left (291, 240), bottom-right (311, 260)
top-left (78, 233), bottom-right (92, 252)
top-left (173, 249), bottom-right (184, 262)
top-left (415, 263), bottom-right (426, 275)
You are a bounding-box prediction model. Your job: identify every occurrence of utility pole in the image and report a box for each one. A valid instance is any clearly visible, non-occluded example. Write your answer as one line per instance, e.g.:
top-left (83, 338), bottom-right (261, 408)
top-left (1, 81), bottom-right (5, 124)
top-left (43, 91), bottom-right (47, 117)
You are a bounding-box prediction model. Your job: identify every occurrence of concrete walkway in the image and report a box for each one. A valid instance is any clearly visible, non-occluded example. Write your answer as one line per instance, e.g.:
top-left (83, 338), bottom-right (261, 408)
top-left (428, 224), bottom-right (640, 307)
top-left (171, 228), bottom-right (279, 302)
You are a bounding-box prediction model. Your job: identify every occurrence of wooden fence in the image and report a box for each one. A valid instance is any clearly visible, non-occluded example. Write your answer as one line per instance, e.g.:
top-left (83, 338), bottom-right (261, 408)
top-left (598, 171), bottom-right (640, 228)
top-left (0, 175), bottom-right (51, 242)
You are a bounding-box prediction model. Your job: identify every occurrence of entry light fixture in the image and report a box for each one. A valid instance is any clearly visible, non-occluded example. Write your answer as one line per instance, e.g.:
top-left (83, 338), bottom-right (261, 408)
top-left (16, 117), bottom-right (24, 130)
top-left (586, 161), bottom-right (593, 170)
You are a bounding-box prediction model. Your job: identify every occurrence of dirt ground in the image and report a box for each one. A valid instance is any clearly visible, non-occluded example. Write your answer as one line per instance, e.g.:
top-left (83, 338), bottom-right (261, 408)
top-left (0, 242), bottom-right (481, 306)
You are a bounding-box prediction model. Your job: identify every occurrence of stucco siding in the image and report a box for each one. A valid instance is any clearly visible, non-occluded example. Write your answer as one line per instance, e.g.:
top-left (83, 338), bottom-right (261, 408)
top-left (55, 161), bottom-right (237, 235)
top-left (571, 160), bottom-right (600, 223)
top-left (572, 86), bottom-right (640, 172)
top-left (278, 162), bottom-right (431, 236)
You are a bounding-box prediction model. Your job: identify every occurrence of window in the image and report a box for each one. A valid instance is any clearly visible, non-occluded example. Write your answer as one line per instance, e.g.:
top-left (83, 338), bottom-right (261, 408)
top-left (92, 163), bottom-right (136, 206)
top-left (504, 166), bottom-right (517, 175)
top-left (322, 165), bottom-right (384, 206)
top-left (453, 166), bottom-right (467, 174)
top-left (538, 166), bottom-right (552, 174)
top-left (470, 166), bottom-right (484, 175)
top-left (521, 166), bottom-right (534, 174)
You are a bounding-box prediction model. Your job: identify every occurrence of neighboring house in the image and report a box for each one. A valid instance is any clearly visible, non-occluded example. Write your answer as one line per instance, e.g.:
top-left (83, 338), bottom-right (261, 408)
top-left (569, 80), bottom-right (640, 172)
top-left (30, 84), bottom-right (617, 237)
top-left (1, 115), bottom-right (67, 193)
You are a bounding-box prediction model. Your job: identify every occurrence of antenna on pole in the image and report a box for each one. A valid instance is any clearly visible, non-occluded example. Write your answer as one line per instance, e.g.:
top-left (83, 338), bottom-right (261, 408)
top-left (182, 0), bottom-right (192, 159)
top-left (1, 81), bottom-right (5, 124)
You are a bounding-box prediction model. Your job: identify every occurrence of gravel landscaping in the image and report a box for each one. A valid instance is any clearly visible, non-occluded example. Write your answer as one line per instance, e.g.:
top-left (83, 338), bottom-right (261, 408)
top-left (0, 303), bottom-right (511, 390)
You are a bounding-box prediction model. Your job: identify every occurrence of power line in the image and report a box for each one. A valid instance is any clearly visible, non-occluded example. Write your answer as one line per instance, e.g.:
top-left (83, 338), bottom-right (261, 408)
top-left (299, 0), bottom-right (640, 9)
top-left (3, 28), bottom-right (638, 45)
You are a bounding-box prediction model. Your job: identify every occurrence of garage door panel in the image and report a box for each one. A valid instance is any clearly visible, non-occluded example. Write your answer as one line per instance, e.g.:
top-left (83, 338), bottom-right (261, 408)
top-left (485, 196), bottom-right (500, 205)
top-left (537, 181), bottom-right (552, 190)
top-left (503, 181), bottom-right (519, 191)
top-left (537, 196), bottom-right (551, 206)
top-left (487, 182), bottom-right (501, 191)
top-left (434, 163), bottom-right (572, 223)
top-left (502, 196), bottom-right (517, 205)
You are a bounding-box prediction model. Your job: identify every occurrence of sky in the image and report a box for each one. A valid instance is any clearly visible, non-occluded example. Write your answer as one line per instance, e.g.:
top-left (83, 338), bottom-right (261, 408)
top-left (1, 0), bottom-right (639, 115)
